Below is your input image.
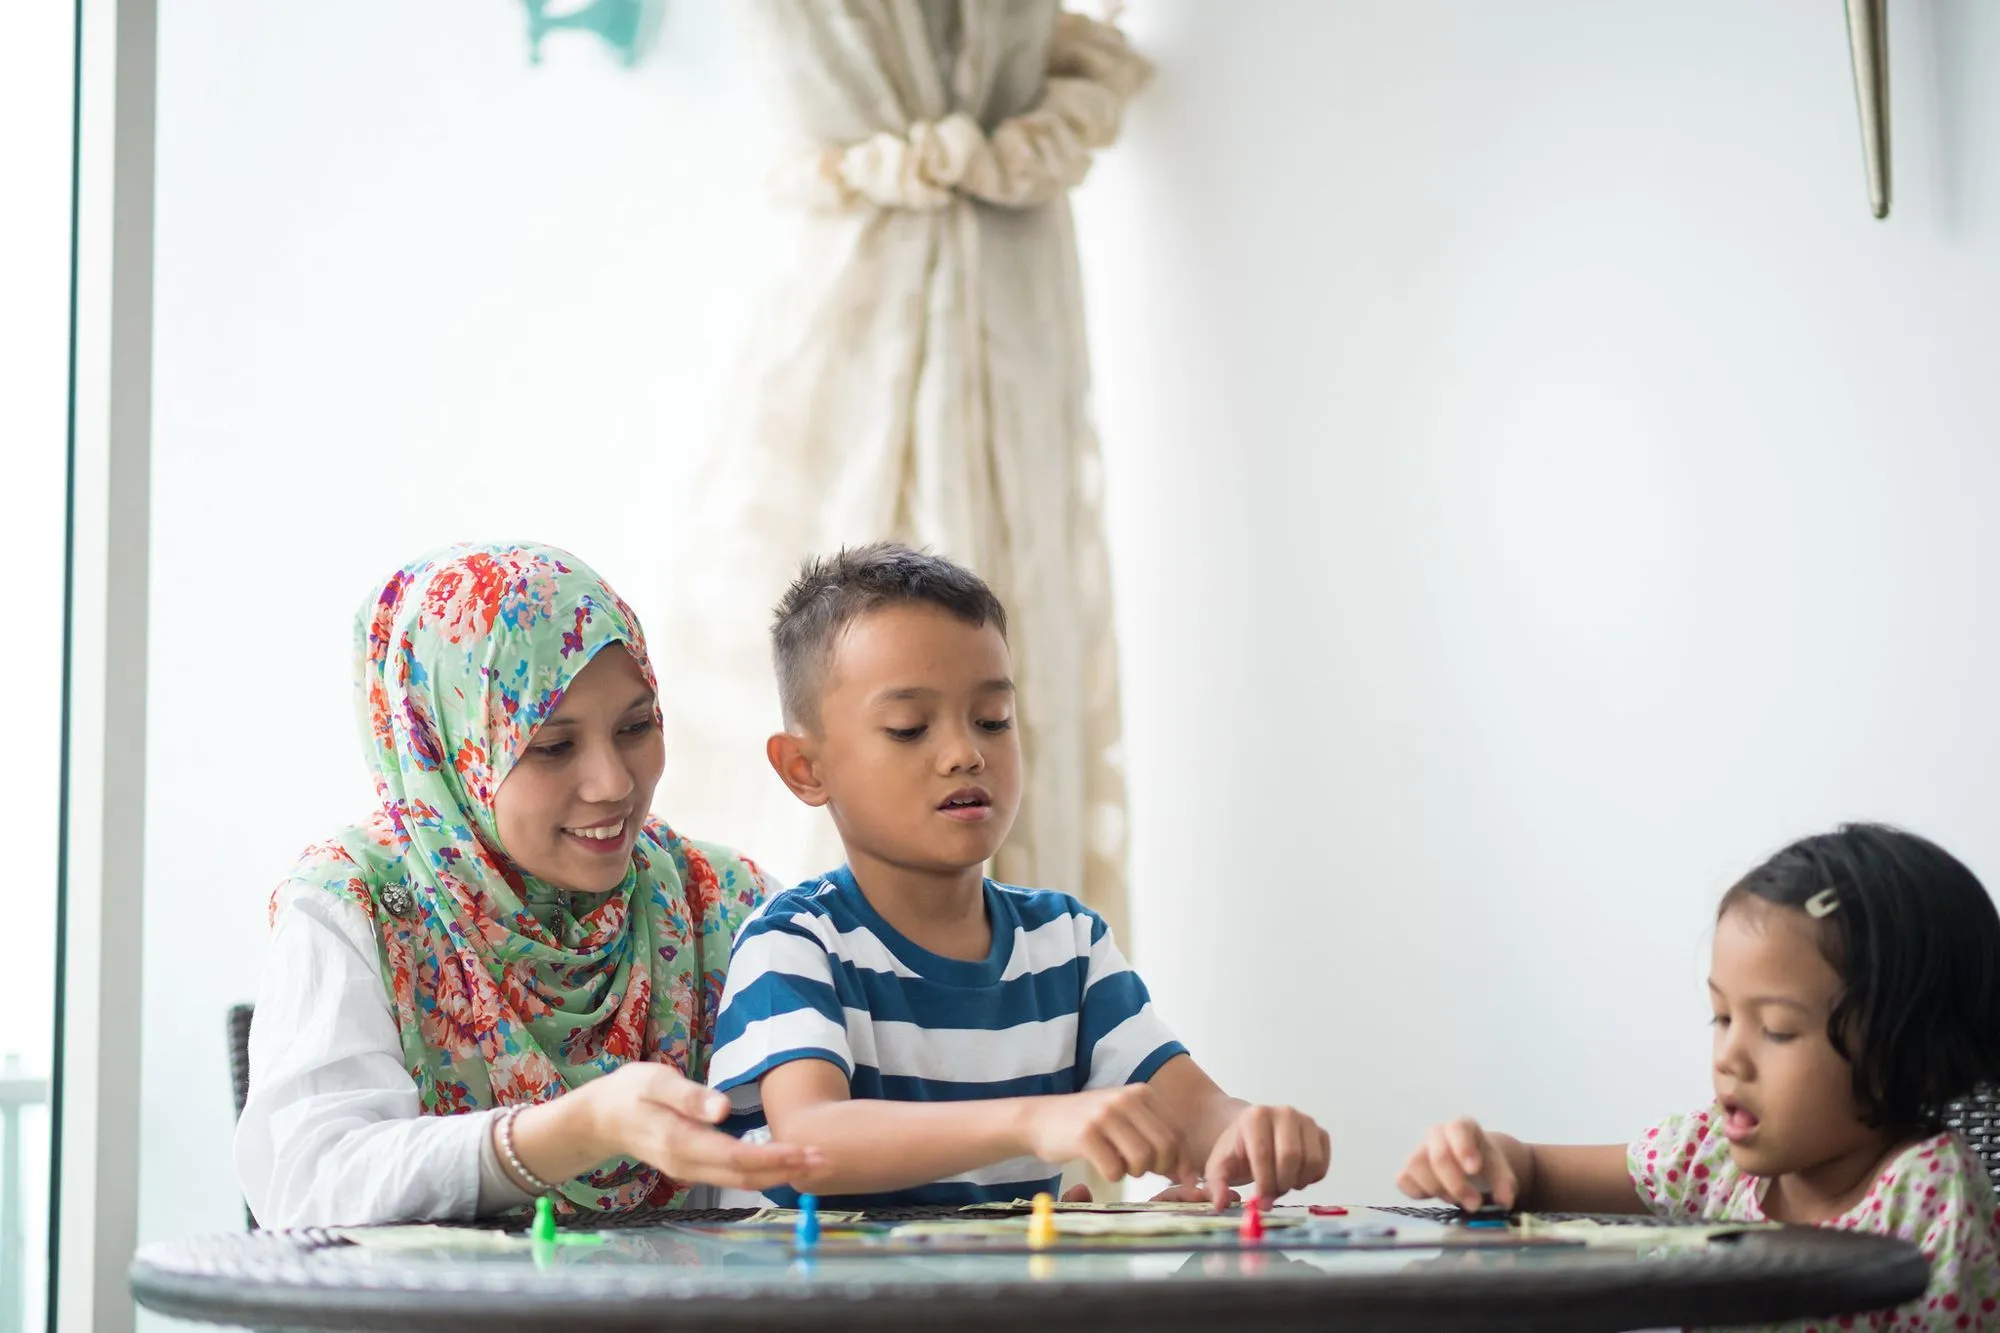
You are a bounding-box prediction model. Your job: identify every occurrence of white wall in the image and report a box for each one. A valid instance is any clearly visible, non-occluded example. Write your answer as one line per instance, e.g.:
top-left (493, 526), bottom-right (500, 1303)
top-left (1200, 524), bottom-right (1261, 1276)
top-left (140, 0), bottom-right (2000, 1299)
top-left (0, 4), bottom-right (79, 1327)
top-left (1076, 0), bottom-right (2000, 1200)
top-left (139, 0), bottom-right (777, 1310)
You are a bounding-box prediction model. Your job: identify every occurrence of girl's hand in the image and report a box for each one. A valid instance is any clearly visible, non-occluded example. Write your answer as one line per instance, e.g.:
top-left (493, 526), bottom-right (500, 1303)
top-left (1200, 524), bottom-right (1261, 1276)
top-left (572, 1063), bottom-right (825, 1192)
top-left (1201, 1104), bottom-right (1331, 1207)
top-left (1396, 1116), bottom-right (1516, 1211)
top-left (1021, 1085), bottom-right (1198, 1185)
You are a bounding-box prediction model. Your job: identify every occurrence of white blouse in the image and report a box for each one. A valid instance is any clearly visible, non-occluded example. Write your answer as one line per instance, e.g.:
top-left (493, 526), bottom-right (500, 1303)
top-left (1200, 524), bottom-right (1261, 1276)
top-left (234, 883), bottom-right (539, 1228)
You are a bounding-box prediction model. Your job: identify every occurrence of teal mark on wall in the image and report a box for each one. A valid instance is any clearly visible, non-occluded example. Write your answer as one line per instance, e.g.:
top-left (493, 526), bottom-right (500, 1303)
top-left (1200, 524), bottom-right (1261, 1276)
top-left (520, 0), bottom-right (665, 68)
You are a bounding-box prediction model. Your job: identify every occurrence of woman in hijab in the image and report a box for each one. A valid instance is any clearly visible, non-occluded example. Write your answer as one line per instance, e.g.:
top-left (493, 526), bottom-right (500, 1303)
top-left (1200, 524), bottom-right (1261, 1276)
top-left (235, 542), bottom-right (822, 1227)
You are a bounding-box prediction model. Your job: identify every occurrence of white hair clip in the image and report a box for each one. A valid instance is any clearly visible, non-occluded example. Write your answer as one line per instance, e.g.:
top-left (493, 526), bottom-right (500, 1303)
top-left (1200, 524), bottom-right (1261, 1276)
top-left (1805, 888), bottom-right (1841, 919)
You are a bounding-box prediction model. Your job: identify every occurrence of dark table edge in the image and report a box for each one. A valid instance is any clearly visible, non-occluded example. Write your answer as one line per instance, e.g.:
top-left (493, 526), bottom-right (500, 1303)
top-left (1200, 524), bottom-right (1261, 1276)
top-left (129, 1227), bottom-right (1932, 1333)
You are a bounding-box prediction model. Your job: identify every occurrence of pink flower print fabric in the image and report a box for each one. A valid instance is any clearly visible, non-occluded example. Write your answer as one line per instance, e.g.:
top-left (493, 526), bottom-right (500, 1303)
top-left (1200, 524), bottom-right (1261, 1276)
top-left (1628, 1103), bottom-right (2000, 1331)
top-left (276, 543), bottom-right (771, 1216)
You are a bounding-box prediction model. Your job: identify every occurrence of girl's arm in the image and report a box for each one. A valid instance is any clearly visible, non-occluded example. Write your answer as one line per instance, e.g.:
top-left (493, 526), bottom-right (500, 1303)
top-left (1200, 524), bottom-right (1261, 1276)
top-left (1500, 1136), bottom-right (1645, 1213)
top-left (1398, 1118), bottom-right (1643, 1214)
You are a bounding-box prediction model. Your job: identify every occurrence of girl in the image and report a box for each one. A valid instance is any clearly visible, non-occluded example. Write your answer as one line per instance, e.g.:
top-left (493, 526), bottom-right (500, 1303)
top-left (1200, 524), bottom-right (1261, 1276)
top-left (235, 542), bottom-right (824, 1227)
top-left (1398, 824), bottom-right (2000, 1330)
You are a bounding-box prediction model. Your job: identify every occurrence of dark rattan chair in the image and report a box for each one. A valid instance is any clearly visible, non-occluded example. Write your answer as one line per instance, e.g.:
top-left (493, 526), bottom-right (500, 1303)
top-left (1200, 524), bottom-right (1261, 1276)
top-left (1943, 1087), bottom-right (2000, 1185)
top-left (227, 1003), bottom-right (254, 1120)
top-left (227, 1003), bottom-right (255, 1228)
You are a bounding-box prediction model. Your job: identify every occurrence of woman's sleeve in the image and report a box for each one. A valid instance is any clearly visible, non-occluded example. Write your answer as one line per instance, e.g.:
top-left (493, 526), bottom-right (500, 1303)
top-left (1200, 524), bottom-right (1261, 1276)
top-left (233, 887), bottom-right (504, 1228)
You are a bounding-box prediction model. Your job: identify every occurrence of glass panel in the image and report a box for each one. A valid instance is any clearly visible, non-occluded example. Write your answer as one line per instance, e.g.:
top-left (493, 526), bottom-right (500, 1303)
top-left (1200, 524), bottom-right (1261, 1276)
top-left (0, 5), bottom-right (79, 1331)
top-left (140, 0), bottom-right (773, 1289)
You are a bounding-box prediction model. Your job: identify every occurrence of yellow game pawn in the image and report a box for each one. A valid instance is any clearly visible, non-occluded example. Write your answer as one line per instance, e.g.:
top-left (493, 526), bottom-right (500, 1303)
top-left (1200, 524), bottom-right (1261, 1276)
top-left (1027, 1191), bottom-right (1057, 1250)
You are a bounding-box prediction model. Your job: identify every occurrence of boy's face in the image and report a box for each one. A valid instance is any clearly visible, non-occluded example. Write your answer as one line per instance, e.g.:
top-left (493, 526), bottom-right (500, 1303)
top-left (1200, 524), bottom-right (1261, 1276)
top-left (787, 603), bottom-right (1021, 877)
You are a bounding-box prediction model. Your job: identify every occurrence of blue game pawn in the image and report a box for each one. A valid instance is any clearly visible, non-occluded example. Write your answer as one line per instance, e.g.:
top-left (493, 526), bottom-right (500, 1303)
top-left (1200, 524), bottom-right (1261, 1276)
top-left (795, 1194), bottom-right (821, 1250)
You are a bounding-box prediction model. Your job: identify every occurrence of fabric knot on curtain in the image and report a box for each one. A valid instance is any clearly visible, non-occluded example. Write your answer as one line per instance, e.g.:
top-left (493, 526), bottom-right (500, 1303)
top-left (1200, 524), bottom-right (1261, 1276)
top-left (776, 13), bottom-right (1153, 213)
top-left (659, 0), bottom-right (1145, 960)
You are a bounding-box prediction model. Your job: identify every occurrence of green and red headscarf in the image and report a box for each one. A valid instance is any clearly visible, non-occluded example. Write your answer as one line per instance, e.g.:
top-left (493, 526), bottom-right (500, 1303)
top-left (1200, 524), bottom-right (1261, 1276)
top-left (280, 542), bottom-right (765, 1212)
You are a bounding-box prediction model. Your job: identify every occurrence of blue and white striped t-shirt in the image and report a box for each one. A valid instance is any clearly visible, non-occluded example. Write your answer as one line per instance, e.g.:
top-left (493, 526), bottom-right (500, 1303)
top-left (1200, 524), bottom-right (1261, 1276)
top-left (706, 866), bottom-right (1187, 1209)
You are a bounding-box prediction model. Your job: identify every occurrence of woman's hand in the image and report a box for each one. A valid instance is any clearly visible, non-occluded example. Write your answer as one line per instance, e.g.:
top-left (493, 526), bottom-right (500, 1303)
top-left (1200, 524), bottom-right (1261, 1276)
top-left (1396, 1116), bottom-right (1518, 1211)
top-left (513, 1064), bottom-right (824, 1193)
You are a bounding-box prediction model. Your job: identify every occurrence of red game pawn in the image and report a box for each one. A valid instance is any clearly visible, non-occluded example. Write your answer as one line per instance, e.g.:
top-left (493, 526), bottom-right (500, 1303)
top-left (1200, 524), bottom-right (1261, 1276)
top-left (1239, 1197), bottom-right (1265, 1242)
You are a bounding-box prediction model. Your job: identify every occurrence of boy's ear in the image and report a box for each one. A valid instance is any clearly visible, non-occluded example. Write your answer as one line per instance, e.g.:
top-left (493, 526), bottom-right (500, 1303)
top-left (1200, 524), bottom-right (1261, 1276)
top-left (766, 730), bottom-right (830, 808)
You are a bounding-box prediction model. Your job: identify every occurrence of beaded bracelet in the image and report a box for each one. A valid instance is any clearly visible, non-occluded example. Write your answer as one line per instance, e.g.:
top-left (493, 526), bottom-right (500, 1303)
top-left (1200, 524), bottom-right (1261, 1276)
top-left (497, 1104), bottom-right (559, 1196)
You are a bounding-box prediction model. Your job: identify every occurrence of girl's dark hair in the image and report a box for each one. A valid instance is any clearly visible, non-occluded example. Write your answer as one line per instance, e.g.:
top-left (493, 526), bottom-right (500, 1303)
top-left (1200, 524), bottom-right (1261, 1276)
top-left (1719, 823), bottom-right (2000, 1132)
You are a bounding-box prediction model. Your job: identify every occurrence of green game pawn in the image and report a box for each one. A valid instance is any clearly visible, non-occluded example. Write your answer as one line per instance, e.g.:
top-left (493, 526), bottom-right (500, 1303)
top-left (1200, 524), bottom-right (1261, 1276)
top-left (532, 1195), bottom-right (558, 1245)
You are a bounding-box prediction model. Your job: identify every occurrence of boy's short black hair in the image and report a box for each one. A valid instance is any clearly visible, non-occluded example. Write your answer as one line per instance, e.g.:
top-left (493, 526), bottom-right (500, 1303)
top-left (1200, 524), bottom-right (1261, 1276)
top-left (771, 542), bottom-right (1008, 729)
top-left (1719, 823), bottom-right (2000, 1132)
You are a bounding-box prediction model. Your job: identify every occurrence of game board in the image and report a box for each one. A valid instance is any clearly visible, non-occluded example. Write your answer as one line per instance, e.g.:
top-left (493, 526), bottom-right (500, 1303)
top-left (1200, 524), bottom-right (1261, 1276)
top-left (655, 1201), bottom-right (1588, 1259)
top-left (332, 1200), bottom-right (1769, 1267)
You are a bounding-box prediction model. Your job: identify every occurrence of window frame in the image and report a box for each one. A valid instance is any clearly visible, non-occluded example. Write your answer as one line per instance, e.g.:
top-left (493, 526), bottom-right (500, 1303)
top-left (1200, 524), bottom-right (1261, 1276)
top-left (52, 0), bottom-right (156, 1328)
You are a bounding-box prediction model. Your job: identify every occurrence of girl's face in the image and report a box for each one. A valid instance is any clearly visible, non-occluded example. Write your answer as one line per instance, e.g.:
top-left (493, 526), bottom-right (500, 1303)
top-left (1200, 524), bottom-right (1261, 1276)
top-left (1708, 900), bottom-right (1884, 1183)
top-left (491, 647), bottom-right (664, 894)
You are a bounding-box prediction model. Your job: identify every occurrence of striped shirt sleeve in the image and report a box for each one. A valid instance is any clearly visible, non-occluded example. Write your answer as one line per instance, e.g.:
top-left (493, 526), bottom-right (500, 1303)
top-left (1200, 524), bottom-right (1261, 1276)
top-left (1074, 913), bottom-right (1186, 1090)
top-left (706, 906), bottom-right (852, 1111)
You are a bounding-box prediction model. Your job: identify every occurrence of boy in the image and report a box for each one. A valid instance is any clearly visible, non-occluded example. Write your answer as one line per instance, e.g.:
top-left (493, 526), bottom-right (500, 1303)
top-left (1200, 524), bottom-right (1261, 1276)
top-left (707, 543), bottom-right (1329, 1208)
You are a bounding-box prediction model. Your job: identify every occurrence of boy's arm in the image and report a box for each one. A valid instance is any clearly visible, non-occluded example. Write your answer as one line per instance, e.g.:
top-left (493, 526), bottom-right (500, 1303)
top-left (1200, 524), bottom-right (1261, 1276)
top-left (1146, 1054), bottom-right (1246, 1157)
top-left (1068, 911), bottom-right (1328, 1207)
top-left (1146, 1054), bottom-right (1331, 1207)
top-left (760, 1060), bottom-right (1036, 1194)
top-left (760, 1059), bottom-right (1196, 1196)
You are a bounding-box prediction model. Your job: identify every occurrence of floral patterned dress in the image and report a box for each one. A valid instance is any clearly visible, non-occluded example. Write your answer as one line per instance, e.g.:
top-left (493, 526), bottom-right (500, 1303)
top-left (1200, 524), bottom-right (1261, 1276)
top-left (1629, 1104), bottom-right (2000, 1330)
top-left (276, 542), bottom-right (766, 1214)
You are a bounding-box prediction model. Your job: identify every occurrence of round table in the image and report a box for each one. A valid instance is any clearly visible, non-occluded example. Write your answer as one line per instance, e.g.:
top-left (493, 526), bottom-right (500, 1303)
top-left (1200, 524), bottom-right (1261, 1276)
top-left (129, 1205), bottom-right (1929, 1333)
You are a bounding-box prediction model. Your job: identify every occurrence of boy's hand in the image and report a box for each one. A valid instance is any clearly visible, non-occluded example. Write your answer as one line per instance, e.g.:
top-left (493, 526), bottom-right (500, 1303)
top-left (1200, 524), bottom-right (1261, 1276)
top-left (1201, 1104), bottom-right (1331, 1207)
top-left (1147, 1180), bottom-right (1240, 1206)
top-left (1023, 1086), bottom-right (1198, 1185)
top-left (1396, 1116), bottom-right (1516, 1212)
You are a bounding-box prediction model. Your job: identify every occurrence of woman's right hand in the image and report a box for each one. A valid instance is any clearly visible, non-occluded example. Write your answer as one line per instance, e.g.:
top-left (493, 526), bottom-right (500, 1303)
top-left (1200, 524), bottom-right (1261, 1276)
top-left (553, 1063), bottom-right (825, 1193)
top-left (1396, 1116), bottom-right (1518, 1212)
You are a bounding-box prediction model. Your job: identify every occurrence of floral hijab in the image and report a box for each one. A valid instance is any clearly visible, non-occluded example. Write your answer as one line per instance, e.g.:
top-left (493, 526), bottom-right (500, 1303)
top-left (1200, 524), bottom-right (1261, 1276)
top-left (279, 542), bottom-right (765, 1212)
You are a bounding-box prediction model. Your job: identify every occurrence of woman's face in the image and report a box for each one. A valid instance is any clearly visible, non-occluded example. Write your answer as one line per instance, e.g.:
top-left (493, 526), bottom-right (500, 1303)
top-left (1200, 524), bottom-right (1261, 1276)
top-left (492, 647), bottom-right (664, 894)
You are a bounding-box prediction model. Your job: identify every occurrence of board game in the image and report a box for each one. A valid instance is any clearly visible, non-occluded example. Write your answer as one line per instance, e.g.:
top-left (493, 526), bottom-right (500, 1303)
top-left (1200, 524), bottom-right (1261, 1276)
top-left (331, 1197), bottom-right (1767, 1275)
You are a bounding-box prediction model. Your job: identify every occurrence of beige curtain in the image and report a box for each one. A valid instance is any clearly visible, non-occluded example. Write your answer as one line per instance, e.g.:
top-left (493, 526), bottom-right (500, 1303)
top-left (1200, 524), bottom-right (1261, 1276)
top-left (658, 0), bottom-right (1149, 939)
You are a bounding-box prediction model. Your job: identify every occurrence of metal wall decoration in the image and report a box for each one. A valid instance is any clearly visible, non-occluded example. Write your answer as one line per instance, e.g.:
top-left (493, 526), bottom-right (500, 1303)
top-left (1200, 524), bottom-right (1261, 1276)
top-left (520, 0), bottom-right (664, 68)
top-left (1845, 0), bottom-right (1890, 219)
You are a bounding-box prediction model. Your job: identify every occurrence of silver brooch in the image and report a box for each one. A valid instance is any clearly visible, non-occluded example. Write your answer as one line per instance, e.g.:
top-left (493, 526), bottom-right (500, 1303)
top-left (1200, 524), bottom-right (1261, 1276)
top-left (380, 883), bottom-right (416, 919)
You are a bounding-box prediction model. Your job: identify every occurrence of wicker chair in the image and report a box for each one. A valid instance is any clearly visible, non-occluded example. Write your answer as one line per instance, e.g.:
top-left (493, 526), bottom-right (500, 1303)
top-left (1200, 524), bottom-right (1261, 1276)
top-left (227, 1003), bottom-right (255, 1227)
top-left (1943, 1088), bottom-right (2000, 1185)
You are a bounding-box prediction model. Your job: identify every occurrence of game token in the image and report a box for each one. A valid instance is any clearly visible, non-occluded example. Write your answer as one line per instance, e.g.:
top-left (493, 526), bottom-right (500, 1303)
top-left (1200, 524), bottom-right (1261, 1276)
top-left (1027, 1191), bottom-right (1057, 1250)
top-left (1239, 1197), bottom-right (1265, 1242)
top-left (1308, 1205), bottom-right (1349, 1217)
top-left (532, 1195), bottom-right (558, 1245)
top-left (795, 1194), bottom-right (822, 1249)
top-left (1460, 1196), bottom-right (1510, 1229)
